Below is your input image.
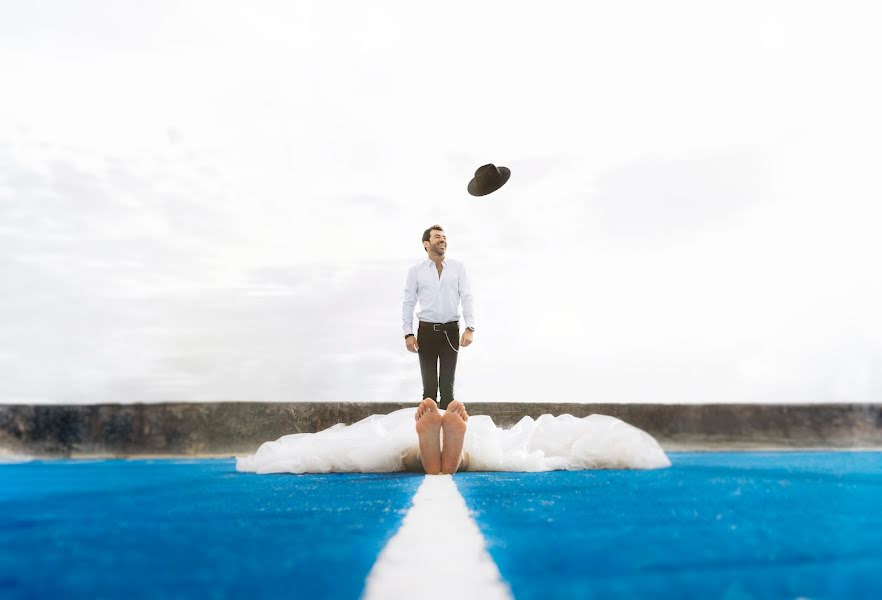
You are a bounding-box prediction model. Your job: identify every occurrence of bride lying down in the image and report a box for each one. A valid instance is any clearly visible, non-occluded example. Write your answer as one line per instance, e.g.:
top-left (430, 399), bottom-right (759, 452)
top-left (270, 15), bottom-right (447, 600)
top-left (235, 398), bottom-right (671, 474)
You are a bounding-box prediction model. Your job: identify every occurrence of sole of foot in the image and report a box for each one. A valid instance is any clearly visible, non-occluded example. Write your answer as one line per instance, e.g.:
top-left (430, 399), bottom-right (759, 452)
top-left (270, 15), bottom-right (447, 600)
top-left (415, 398), bottom-right (442, 474)
top-left (440, 403), bottom-right (468, 474)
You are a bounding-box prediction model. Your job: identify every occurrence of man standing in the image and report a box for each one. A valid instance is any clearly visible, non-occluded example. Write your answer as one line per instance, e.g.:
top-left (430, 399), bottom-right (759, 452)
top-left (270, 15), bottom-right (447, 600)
top-left (402, 224), bottom-right (475, 410)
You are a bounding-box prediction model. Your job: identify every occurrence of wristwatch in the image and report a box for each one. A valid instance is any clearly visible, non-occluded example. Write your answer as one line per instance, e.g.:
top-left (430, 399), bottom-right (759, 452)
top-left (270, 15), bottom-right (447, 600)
top-left (466, 327), bottom-right (475, 332)
top-left (404, 333), bottom-right (414, 339)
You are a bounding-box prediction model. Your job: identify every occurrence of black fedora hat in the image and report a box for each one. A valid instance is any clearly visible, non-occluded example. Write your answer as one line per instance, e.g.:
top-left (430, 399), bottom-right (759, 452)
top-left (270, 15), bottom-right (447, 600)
top-left (467, 163), bottom-right (511, 196)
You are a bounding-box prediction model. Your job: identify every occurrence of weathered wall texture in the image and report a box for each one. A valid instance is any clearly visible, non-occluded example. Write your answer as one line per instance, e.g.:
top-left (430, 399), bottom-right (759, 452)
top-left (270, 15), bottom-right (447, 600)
top-left (1, 402), bottom-right (881, 457)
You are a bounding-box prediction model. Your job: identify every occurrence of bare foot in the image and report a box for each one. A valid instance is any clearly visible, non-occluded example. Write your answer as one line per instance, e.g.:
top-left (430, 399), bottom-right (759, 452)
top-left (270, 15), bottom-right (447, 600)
top-left (440, 400), bottom-right (468, 474)
top-left (415, 398), bottom-right (442, 475)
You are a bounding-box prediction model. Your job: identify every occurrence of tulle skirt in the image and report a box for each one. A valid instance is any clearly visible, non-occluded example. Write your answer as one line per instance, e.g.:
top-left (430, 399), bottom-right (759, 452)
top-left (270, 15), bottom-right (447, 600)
top-left (235, 408), bottom-right (671, 474)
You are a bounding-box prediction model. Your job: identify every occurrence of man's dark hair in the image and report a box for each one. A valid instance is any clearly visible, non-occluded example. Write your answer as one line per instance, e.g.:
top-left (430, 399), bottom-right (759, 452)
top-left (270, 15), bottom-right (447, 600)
top-left (422, 224), bottom-right (444, 253)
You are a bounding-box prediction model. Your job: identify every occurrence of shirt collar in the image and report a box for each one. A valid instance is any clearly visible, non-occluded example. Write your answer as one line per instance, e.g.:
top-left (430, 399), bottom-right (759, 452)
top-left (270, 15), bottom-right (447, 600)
top-left (426, 258), bottom-right (447, 266)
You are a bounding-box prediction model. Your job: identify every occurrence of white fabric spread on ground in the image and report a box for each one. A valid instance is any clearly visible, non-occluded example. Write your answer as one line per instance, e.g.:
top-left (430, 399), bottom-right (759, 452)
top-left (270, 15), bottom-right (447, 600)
top-left (235, 408), bottom-right (671, 474)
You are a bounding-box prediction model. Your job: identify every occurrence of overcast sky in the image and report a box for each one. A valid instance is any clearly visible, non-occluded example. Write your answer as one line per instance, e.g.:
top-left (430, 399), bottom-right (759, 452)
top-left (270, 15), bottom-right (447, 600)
top-left (1, 1), bottom-right (880, 404)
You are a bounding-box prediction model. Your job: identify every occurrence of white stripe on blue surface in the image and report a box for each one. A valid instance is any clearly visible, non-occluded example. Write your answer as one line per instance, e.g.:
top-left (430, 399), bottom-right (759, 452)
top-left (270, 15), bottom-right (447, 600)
top-left (362, 475), bottom-right (513, 600)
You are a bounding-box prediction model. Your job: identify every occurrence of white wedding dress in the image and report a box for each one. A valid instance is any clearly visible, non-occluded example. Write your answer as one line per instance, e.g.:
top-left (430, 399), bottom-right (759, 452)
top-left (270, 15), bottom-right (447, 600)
top-left (235, 408), bottom-right (671, 474)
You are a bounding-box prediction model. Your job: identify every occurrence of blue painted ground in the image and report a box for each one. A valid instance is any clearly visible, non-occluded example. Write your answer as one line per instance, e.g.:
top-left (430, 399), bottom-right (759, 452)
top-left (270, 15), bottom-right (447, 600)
top-left (0, 459), bottom-right (421, 599)
top-left (5, 453), bottom-right (882, 599)
top-left (455, 451), bottom-right (882, 599)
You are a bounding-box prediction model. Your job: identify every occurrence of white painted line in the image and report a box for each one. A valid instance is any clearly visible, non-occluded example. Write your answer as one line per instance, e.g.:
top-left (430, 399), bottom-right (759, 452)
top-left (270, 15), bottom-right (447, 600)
top-left (362, 475), bottom-right (513, 600)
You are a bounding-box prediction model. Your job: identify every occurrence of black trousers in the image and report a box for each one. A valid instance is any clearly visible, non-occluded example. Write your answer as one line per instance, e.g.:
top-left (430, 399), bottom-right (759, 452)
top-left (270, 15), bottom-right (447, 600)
top-left (417, 321), bottom-right (460, 410)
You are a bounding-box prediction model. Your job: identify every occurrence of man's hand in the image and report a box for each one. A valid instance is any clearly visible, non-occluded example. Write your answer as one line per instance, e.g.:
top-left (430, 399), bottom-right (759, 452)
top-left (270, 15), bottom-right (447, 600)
top-left (460, 329), bottom-right (473, 348)
top-left (406, 336), bottom-right (419, 353)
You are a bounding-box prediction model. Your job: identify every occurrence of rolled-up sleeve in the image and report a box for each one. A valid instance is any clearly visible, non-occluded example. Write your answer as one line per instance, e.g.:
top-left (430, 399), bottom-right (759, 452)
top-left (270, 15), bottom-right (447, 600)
top-left (402, 266), bottom-right (418, 336)
top-left (459, 264), bottom-right (475, 330)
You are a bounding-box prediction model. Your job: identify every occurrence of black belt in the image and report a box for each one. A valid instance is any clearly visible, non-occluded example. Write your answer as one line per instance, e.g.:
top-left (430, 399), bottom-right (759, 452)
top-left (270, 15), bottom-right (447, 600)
top-left (419, 320), bottom-right (459, 332)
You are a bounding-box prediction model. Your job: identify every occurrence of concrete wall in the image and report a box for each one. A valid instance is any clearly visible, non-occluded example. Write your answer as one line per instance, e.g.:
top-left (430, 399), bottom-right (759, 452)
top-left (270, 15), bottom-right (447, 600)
top-left (2, 402), bottom-right (881, 457)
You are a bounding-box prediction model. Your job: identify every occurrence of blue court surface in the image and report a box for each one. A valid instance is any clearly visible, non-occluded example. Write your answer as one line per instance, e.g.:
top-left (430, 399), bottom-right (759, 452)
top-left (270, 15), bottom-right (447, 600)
top-left (2, 452), bottom-right (881, 599)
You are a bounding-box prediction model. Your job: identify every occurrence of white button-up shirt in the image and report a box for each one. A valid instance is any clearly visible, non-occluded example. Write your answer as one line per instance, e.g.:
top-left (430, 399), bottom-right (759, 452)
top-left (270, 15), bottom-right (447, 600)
top-left (402, 258), bottom-right (475, 336)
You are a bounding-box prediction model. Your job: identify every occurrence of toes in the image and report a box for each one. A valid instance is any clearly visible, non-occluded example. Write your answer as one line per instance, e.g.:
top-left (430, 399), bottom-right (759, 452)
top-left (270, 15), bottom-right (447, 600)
top-left (449, 401), bottom-right (467, 421)
top-left (441, 409), bottom-right (465, 428)
top-left (416, 399), bottom-right (440, 422)
top-left (442, 401), bottom-right (468, 422)
top-left (416, 410), bottom-right (442, 434)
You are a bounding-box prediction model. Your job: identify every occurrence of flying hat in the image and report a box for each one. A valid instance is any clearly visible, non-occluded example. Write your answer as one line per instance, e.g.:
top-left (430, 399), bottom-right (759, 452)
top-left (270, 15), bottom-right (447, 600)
top-left (467, 163), bottom-right (511, 196)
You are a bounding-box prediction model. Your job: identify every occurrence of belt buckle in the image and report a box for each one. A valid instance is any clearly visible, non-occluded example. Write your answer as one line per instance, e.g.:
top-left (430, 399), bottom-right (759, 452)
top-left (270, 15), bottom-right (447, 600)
top-left (433, 323), bottom-right (441, 331)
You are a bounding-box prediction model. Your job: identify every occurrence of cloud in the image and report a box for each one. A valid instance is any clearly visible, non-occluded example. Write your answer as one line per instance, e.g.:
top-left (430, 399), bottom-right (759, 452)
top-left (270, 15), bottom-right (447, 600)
top-left (0, 146), bottom-right (418, 404)
top-left (574, 147), bottom-right (773, 249)
top-left (1, 2), bottom-right (880, 406)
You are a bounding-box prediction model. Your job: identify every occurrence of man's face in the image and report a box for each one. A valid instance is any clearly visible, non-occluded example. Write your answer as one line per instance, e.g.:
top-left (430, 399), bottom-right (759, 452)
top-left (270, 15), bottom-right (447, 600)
top-left (428, 230), bottom-right (446, 255)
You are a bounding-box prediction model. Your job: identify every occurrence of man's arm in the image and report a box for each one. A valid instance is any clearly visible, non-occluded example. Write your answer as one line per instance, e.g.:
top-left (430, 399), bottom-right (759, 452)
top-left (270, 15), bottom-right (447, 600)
top-left (459, 263), bottom-right (475, 330)
top-left (402, 266), bottom-right (418, 336)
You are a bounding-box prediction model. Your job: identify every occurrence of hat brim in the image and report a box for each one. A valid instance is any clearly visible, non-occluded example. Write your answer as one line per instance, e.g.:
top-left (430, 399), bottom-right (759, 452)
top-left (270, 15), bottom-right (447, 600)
top-left (467, 166), bottom-right (511, 196)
